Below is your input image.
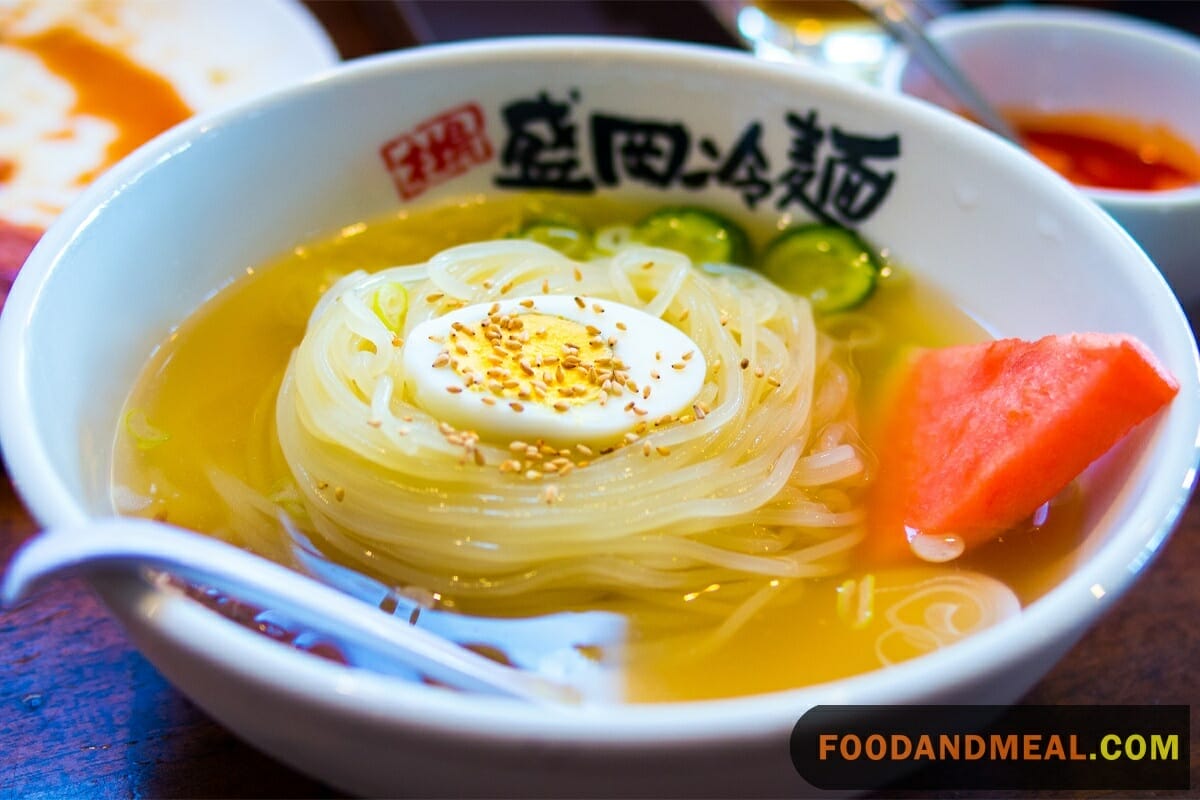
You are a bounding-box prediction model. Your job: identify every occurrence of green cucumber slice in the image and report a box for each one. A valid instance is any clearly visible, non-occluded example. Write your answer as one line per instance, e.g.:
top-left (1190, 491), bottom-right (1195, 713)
top-left (514, 220), bottom-right (594, 260)
top-left (761, 225), bottom-right (880, 312)
top-left (632, 207), bottom-right (751, 265)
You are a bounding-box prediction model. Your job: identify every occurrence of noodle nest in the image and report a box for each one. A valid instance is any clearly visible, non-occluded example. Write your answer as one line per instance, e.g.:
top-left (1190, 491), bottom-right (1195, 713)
top-left (275, 238), bottom-right (870, 619)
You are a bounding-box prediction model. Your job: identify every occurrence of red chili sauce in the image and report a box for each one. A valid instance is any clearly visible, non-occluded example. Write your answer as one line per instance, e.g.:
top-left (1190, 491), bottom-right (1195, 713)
top-left (1008, 111), bottom-right (1200, 192)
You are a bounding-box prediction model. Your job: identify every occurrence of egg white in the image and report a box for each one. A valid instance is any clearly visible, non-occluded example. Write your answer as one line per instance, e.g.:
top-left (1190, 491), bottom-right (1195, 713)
top-left (402, 295), bottom-right (706, 447)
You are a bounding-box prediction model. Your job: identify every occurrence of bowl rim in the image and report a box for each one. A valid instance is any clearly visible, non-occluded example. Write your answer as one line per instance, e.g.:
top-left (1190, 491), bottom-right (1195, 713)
top-left (877, 4), bottom-right (1200, 207)
top-left (2, 35), bottom-right (1198, 745)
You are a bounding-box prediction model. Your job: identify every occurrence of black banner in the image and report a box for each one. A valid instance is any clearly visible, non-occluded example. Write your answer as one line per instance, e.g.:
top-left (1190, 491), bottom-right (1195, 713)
top-left (791, 705), bottom-right (1189, 791)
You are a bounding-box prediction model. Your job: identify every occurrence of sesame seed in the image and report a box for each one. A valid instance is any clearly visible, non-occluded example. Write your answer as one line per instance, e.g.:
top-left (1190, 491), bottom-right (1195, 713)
top-left (509, 441), bottom-right (528, 452)
top-left (642, 385), bottom-right (651, 399)
top-left (482, 280), bottom-right (494, 290)
top-left (392, 336), bottom-right (404, 348)
top-left (541, 279), bottom-right (550, 294)
top-left (499, 459), bottom-right (520, 473)
top-left (655, 351), bottom-right (662, 361)
top-left (682, 350), bottom-right (695, 361)
top-left (509, 402), bottom-right (525, 412)
top-left (518, 359), bottom-right (534, 376)
top-left (719, 311), bottom-right (730, 327)
top-left (432, 353), bottom-right (451, 368)
top-left (455, 345), bottom-right (468, 356)
top-left (693, 403), bottom-right (707, 420)
top-left (519, 298), bottom-right (535, 309)
top-left (500, 281), bottom-right (514, 294)
top-left (671, 362), bottom-right (686, 371)
top-left (446, 385), bottom-right (463, 394)
top-left (316, 480), bottom-right (329, 490)
top-left (656, 414), bottom-right (674, 426)
top-left (592, 303), bottom-right (604, 313)
top-left (573, 296), bottom-right (586, 309)
top-left (367, 419), bottom-right (382, 428)
top-left (656, 446), bottom-right (671, 456)
top-left (624, 432), bottom-right (639, 444)
top-left (766, 375), bottom-right (782, 387)
top-left (481, 396), bottom-right (496, 406)
top-left (553, 401), bottom-right (570, 412)
top-left (633, 406), bottom-right (648, 416)
top-left (525, 469), bottom-right (543, 481)
top-left (334, 487), bottom-right (345, 502)
top-left (542, 485), bottom-right (560, 504)
top-left (641, 261), bottom-right (654, 270)
top-left (488, 302), bottom-right (501, 315)
top-left (398, 426), bottom-right (411, 436)
top-left (615, 321), bottom-right (627, 331)
top-left (650, 370), bottom-right (661, 380)
top-left (678, 308), bottom-right (690, 322)
top-left (425, 292), bottom-right (444, 303)
top-left (740, 357), bottom-right (750, 370)
top-left (754, 366), bottom-right (765, 378)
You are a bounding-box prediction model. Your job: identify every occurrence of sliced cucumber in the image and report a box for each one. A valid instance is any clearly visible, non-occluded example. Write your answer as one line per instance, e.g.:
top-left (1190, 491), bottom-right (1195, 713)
top-left (632, 207), bottom-right (751, 265)
top-left (514, 220), bottom-right (594, 260)
top-left (761, 225), bottom-right (880, 313)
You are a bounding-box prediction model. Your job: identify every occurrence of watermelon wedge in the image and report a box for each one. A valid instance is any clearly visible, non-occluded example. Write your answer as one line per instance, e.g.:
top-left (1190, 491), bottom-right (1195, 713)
top-left (867, 333), bottom-right (1179, 563)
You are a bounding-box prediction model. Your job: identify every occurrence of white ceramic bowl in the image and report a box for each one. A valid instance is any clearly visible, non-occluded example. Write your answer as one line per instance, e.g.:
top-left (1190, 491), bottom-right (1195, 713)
top-left (2, 39), bottom-right (1197, 797)
top-left (879, 6), bottom-right (1200, 308)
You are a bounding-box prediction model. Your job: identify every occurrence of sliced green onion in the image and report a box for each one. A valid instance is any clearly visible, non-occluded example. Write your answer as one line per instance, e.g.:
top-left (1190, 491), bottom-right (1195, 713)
top-left (370, 282), bottom-right (409, 333)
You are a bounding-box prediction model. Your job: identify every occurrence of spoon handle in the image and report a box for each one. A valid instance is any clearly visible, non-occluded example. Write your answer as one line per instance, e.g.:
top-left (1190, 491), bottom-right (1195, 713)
top-left (858, 0), bottom-right (1021, 144)
top-left (2, 518), bottom-right (583, 704)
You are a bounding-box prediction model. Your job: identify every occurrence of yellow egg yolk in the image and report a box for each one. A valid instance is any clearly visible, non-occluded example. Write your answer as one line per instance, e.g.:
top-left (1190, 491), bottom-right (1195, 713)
top-left (439, 310), bottom-right (624, 410)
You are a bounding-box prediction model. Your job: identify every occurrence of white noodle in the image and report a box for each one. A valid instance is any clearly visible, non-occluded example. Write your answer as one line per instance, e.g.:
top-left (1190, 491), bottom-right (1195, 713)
top-left (269, 239), bottom-right (869, 617)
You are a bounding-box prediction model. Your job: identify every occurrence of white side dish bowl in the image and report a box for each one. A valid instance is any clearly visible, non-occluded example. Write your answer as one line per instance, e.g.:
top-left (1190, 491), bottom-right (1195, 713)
top-left (879, 6), bottom-right (1200, 308)
top-left (1, 39), bottom-right (1197, 797)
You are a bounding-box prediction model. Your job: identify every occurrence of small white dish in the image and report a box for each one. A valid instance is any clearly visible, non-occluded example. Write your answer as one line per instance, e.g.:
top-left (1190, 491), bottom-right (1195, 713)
top-left (879, 6), bottom-right (1200, 308)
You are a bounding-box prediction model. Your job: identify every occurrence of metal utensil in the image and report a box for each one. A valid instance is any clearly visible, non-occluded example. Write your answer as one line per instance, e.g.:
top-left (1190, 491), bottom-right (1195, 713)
top-left (857, 0), bottom-right (1021, 143)
top-left (2, 518), bottom-right (623, 705)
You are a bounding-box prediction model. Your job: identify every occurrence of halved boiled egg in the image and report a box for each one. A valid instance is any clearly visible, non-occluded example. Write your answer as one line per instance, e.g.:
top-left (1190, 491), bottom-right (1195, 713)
top-left (402, 295), bottom-right (705, 447)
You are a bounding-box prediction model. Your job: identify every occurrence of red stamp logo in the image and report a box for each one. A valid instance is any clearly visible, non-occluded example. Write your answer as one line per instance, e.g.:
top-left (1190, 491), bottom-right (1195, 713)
top-left (379, 102), bottom-right (494, 201)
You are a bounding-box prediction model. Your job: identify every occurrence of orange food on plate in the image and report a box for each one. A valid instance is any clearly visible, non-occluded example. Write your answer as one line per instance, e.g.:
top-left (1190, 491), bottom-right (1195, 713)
top-left (867, 333), bottom-right (1179, 563)
top-left (9, 26), bottom-right (192, 179)
top-left (0, 26), bottom-right (193, 307)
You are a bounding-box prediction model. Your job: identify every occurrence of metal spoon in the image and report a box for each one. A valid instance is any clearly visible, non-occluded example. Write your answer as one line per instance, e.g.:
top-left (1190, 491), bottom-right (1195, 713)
top-left (1, 517), bottom-right (623, 705)
top-left (857, 0), bottom-right (1021, 144)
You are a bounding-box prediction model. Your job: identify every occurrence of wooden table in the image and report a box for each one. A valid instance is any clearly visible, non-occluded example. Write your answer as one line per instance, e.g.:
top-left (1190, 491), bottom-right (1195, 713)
top-left (2, 2), bottom-right (1197, 797)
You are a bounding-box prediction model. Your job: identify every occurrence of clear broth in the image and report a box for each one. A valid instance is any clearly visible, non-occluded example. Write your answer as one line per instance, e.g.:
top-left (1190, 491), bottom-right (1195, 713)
top-left (110, 194), bottom-right (1086, 702)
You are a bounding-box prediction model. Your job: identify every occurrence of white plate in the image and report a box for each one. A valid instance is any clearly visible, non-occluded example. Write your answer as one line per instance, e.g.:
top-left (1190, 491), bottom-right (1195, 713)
top-left (0, 0), bottom-right (339, 233)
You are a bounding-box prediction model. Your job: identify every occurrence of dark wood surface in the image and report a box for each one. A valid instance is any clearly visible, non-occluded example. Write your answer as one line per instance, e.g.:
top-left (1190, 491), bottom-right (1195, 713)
top-left (2, 2), bottom-right (1198, 797)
